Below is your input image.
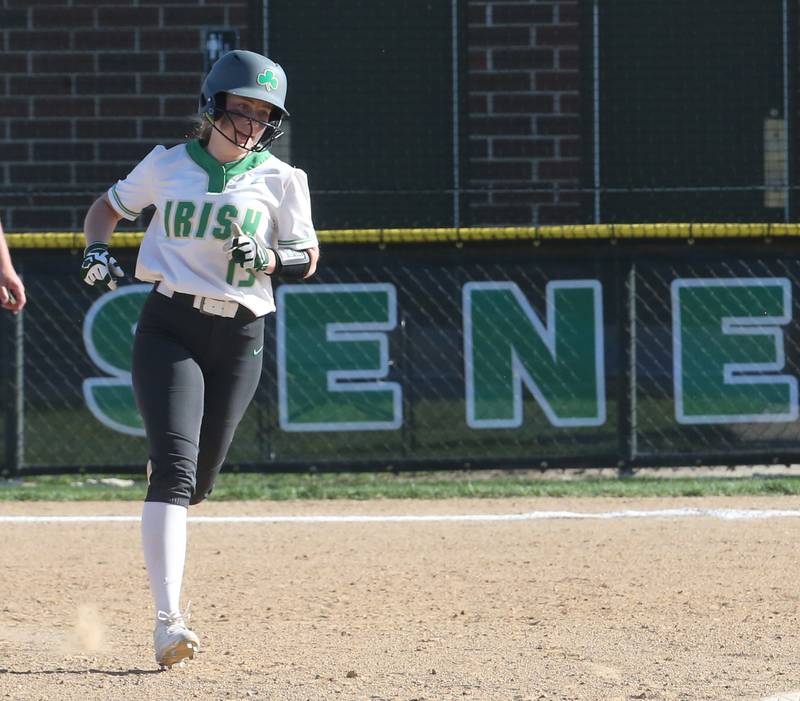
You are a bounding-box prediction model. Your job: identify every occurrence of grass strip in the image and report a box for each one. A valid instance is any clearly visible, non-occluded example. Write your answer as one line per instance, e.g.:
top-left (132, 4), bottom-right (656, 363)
top-left (1, 470), bottom-right (800, 501)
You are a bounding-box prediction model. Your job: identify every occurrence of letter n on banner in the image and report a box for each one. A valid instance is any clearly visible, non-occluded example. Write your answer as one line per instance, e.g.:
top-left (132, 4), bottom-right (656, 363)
top-left (671, 277), bottom-right (798, 424)
top-left (277, 283), bottom-right (401, 432)
top-left (463, 281), bottom-right (606, 428)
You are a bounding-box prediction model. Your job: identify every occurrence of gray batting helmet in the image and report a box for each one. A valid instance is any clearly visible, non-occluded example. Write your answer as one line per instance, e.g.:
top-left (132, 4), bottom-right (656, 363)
top-left (199, 50), bottom-right (289, 150)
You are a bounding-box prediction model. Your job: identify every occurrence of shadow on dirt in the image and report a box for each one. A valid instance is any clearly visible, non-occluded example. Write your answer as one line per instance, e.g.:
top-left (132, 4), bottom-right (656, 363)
top-left (0, 667), bottom-right (162, 676)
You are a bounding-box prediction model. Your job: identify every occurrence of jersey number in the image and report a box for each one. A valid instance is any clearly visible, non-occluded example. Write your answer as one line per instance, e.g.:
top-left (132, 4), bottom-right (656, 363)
top-left (227, 260), bottom-right (256, 287)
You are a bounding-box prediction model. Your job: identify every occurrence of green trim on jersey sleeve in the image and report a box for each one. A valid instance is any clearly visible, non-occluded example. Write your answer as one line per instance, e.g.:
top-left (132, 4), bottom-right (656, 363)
top-left (186, 139), bottom-right (271, 194)
top-left (277, 236), bottom-right (317, 247)
top-left (110, 184), bottom-right (141, 219)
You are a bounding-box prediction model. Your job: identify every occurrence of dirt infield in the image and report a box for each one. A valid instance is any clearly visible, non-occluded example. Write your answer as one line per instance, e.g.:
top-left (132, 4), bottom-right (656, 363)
top-left (1, 496), bottom-right (800, 701)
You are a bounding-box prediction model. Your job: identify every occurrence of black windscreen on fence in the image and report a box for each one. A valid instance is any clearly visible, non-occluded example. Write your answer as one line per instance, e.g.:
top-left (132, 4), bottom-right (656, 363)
top-left (583, 0), bottom-right (793, 224)
top-left (267, 0), bottom-right (459, 229)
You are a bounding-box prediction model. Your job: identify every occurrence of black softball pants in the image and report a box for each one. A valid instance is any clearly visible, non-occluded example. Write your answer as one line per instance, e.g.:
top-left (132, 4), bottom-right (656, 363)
top-left (132, 289), bottom-right (265, 507)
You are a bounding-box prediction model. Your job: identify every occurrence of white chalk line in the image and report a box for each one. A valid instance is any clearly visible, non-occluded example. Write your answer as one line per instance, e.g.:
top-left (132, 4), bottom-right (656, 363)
top-left (2, 507), bottom-right (800, 524)
top-left (761, 692), bottom-right (800, 701)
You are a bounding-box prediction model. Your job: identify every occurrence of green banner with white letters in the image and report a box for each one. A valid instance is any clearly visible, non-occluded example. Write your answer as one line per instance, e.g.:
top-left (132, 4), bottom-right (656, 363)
top-left (672, 278), bottom-right (796, 424)
top-left (277, 284), bottom-right (402, 431)
top-left (7, 243), bottom-right (800, 473)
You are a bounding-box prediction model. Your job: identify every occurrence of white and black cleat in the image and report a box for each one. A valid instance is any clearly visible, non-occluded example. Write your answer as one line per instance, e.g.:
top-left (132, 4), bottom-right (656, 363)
top-left (157, 641), bottom-right (197, 670)
top-left (154, 609), bottom-right (200, 670)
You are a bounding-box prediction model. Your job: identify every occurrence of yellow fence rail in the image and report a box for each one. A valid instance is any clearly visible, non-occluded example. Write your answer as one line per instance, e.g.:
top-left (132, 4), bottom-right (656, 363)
top-left (6, 223), bottom-right (799, 249)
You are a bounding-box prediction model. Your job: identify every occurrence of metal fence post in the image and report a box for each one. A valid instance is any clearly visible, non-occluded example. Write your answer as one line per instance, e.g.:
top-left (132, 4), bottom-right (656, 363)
top-left (615, 254), bottom-right (636, 476)
top-left (3, 305), bottom-right (24, 477)
top-left (626, 259), bottom-right (637, 464)
top-left (1, 308), bottom-right (7, 477)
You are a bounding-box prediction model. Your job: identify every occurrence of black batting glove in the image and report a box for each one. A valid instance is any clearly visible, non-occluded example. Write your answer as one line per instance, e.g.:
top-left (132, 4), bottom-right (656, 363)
top-left (223, 223), bottom-right (272, 272)
top-left (81, 242), bottom-right (125, 291)
top-left (224, 235), bottom-right (271, 272)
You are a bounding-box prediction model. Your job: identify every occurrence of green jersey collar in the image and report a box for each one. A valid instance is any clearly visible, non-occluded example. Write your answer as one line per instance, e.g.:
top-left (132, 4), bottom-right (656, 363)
top-left (186, 139), bottom-right (271, 193)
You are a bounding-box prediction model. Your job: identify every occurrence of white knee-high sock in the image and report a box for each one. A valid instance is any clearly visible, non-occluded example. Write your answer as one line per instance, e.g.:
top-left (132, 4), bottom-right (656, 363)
top-left (141, 502), bottom-right (187, 617)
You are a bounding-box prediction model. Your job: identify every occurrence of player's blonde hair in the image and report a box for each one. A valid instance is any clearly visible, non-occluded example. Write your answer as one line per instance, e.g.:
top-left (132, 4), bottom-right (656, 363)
top-left (187, 114), bottom-right (213, 144)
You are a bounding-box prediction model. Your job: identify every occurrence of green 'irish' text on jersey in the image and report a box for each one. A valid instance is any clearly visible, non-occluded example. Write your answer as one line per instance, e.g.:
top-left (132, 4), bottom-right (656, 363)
top-left (106, 140), bottom-right (317, 316)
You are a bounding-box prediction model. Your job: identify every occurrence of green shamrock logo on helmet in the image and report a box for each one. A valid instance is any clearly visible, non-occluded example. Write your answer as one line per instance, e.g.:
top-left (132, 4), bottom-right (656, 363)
top-left (257, 68), bottom-right (278, 92)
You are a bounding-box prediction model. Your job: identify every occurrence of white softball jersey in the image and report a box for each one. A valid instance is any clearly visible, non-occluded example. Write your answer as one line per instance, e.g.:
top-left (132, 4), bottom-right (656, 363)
top-left (106, 140), bottom-right (318, 317)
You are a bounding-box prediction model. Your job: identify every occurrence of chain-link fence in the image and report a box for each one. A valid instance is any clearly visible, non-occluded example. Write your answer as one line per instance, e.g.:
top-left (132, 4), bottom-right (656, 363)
top-left (4, 236), bottom-right (800, 475)
top-left (4, 1), bottom-right (797, 230)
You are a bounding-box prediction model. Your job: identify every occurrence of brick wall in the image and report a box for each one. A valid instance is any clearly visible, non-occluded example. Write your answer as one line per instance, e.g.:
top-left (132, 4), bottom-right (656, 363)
top-left (0, 0), bottom-right (583, 232)
top-left (0, 0), bottom-right (252, 231)
top-left (465, 0), bottom-right (582, 226)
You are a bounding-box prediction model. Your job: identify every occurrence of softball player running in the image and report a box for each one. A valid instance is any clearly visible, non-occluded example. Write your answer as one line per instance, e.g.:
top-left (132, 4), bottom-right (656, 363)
top-left (80, 50), bottom-right (319, 668)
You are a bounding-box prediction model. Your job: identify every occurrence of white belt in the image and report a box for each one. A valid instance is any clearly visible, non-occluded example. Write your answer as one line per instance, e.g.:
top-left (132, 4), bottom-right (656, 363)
top-left (156, 282), bottom-right (241, 319)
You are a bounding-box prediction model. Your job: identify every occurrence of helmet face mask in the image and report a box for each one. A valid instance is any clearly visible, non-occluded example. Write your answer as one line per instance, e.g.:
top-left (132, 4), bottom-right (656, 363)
top-left (199, 50), bottom-right (289, 152)
top-left (205, 92), bottom-right (284, 152)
